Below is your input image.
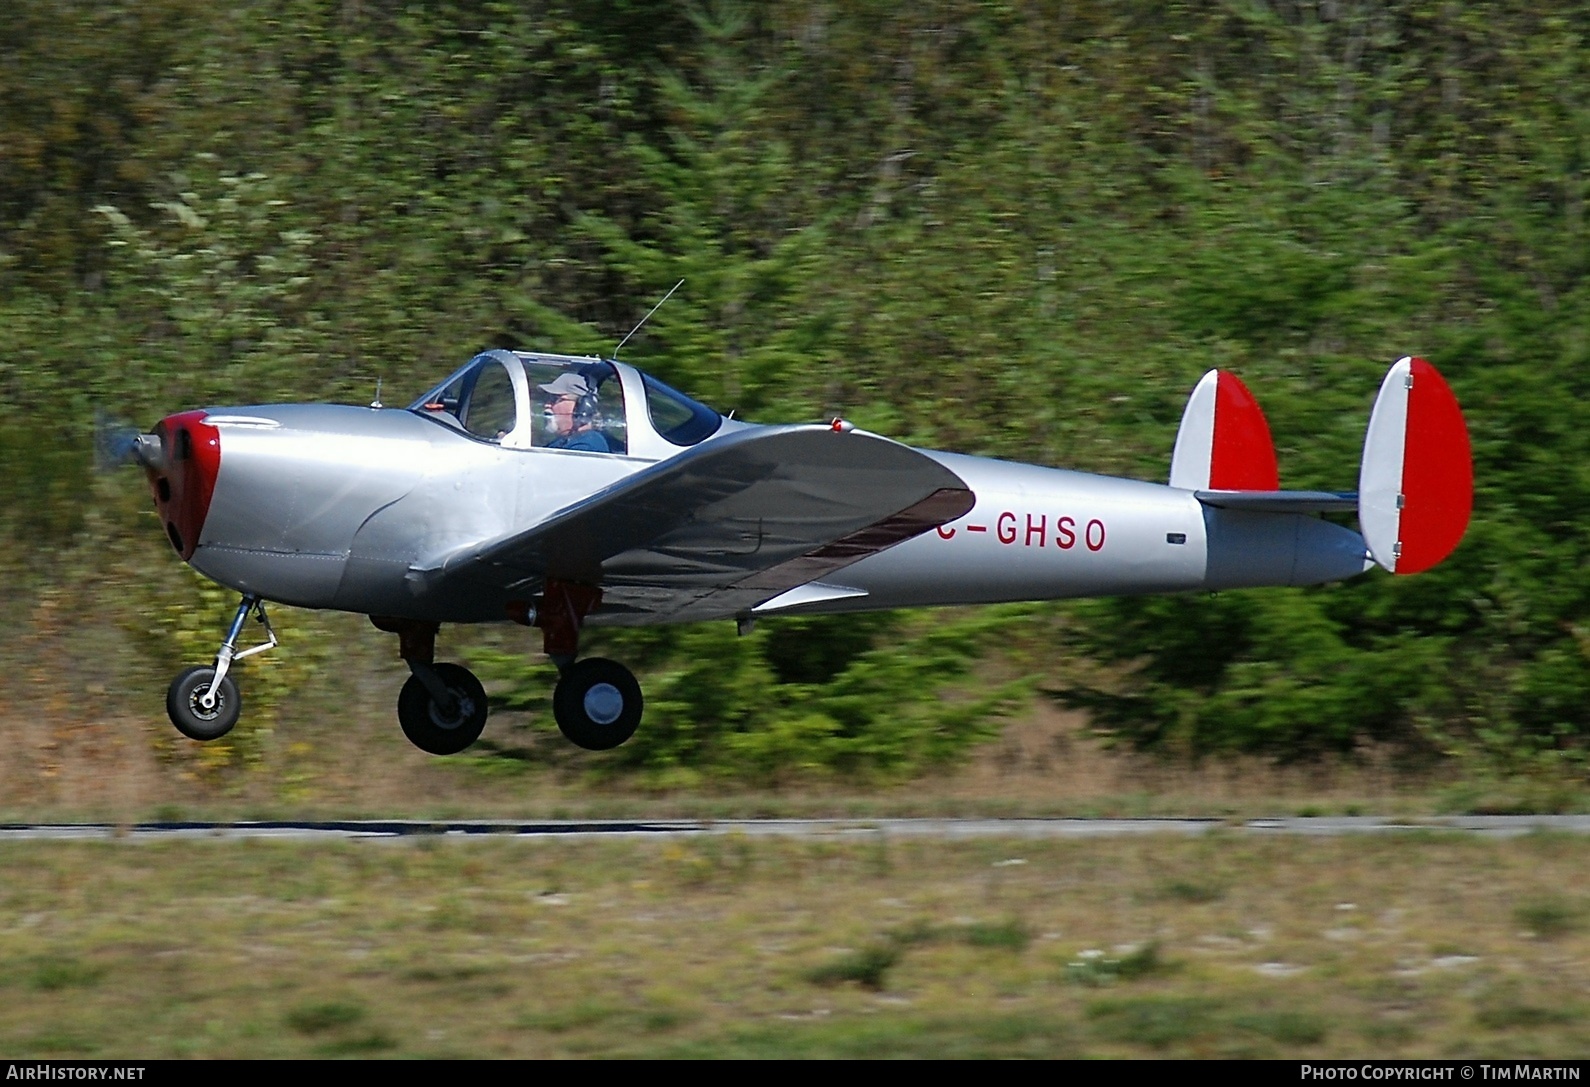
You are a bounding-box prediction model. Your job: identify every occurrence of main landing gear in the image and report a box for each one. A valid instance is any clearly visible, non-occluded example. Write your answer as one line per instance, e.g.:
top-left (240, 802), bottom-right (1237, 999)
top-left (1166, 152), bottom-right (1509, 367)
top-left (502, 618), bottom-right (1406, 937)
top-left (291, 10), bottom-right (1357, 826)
top-left (534, 579), bottom-right (643, 752)
top-left (371, 584), bottom-right (643, 757)
top-left (370, 617), bottom-right (488, 755)
top-left (397, 662), bottom-right (488, 755)
top-left (552, 656), bottom-right (643, 751)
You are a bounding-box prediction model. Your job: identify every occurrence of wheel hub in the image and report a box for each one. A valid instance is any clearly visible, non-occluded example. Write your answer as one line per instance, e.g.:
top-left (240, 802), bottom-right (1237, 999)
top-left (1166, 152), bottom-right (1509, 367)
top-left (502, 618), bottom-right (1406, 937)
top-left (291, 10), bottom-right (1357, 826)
top-left (187, 684), bottom-right (223, 722)
top-left (428, 691), bottom-right (474, 731)
top-left (583, 682), bottom-right (624, 725)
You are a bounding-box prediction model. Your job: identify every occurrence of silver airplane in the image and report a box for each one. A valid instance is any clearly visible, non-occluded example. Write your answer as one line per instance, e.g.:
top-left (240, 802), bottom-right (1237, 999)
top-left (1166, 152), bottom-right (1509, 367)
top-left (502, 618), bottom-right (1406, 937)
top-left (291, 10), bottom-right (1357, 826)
top-left (125, 351), bottom-right (1471, 755)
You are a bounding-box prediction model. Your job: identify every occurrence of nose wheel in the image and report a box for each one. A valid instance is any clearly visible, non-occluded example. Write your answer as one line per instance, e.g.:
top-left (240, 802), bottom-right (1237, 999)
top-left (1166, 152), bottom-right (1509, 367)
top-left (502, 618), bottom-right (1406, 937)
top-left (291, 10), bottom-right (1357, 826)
top-left (553, 657), bottom-right (643, 750)
top-left (165, 594), bottom-right (276, 743)
top-left (167, 666), bottom-right (242, 741)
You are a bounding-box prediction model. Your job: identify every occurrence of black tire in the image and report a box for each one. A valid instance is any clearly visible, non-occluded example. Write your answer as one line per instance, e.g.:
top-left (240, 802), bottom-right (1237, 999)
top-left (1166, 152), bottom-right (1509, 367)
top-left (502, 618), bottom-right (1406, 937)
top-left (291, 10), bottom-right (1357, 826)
top-left (397, 662), bottom-right (488, 755)
top-left (167, 665), bottom-right (242, 742)
top-left (553, 657), bottom-right (643, 751)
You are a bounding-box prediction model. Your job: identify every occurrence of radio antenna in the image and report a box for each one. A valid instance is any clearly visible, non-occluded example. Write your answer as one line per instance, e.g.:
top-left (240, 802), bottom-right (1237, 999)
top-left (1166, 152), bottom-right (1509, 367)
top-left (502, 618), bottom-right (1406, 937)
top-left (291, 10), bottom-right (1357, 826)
top-left (614, 279), bottom-right (684, 358)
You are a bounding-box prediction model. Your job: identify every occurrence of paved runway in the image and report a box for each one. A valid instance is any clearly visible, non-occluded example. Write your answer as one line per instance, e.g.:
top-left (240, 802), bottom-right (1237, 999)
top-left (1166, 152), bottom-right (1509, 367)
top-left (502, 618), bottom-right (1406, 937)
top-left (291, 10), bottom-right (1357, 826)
top-left (2, 815), bottom-right (1589, 841)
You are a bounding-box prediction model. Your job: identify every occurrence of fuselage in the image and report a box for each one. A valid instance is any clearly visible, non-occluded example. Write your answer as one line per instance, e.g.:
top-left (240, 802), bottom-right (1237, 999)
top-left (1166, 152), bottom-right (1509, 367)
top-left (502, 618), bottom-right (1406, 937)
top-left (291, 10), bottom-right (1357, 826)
top-left (144, 354), bottom-right (1371, 626)
top-left (765, 450), bottom-right (1371, 616)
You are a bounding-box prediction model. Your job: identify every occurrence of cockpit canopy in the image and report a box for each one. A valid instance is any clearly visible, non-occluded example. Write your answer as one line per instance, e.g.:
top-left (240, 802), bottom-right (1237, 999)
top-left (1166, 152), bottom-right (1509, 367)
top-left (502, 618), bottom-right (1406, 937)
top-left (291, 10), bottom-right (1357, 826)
top-left (409, 350), bottom-right (723, 456)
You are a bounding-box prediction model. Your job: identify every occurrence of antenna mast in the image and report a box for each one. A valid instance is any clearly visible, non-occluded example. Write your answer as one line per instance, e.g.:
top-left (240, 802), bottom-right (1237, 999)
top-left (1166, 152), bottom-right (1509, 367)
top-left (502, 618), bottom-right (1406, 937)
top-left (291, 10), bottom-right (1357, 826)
top-left (614, 279), bottom-right (684, 358)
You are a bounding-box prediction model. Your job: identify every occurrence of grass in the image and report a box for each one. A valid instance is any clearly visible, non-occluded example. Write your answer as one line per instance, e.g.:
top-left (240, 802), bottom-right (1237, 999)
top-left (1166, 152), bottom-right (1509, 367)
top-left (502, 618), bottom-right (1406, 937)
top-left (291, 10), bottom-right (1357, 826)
top-left (803, 945), bottom-right (901, 990)
top-left (1, 834), bottom-right (1589, 1057)
top-left (23, 955), bottom-right (106, 992)
top-left (4, 589), bottom-right (1590, 1057)
top-left (285, 1000), bottom-right (367, 1035)
top-left (1063, 942), bottom-right (1167, 986)
top-left (1513, 897), bottom-right (1581, 939)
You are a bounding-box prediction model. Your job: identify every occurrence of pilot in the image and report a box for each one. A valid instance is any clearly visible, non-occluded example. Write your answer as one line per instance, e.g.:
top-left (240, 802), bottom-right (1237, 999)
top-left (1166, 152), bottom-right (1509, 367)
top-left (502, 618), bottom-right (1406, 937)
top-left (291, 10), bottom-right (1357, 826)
top-left (539, 373), bottom-right (610, 452)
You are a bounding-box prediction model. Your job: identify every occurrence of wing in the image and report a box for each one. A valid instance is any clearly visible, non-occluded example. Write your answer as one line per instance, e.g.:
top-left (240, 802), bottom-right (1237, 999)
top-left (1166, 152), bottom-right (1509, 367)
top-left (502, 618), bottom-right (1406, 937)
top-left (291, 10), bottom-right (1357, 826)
top-left (410, 424), bottom-right (974, 624)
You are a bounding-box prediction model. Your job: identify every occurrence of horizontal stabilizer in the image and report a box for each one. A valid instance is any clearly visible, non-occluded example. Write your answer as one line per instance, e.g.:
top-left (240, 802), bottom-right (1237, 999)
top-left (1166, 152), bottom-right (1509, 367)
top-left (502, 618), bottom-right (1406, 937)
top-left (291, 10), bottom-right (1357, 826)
top-left (1358, 357), bottom-right (1472, 574)
top-left (1170, 370), bottom-right (1280, 491)
top-left (1195, 490), bottom-right (1358, 514)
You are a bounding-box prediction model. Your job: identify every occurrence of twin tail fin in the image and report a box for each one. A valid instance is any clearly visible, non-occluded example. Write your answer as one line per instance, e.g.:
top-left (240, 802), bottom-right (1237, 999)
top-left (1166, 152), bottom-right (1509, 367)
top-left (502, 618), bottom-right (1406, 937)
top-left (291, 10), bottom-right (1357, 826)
top-left (1170, 357), bottom-right (1471, 575)
top-left (1356, 357), bottom-right (1472, 574)
top-left (1168, 370), bottom-right (1279, 492)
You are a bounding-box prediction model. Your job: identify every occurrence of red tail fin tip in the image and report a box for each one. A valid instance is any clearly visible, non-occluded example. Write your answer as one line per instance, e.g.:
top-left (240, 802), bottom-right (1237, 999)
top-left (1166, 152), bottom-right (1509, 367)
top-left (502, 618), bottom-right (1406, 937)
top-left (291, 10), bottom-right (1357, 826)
top-left (1170, 370), bottom-right (1279, 491)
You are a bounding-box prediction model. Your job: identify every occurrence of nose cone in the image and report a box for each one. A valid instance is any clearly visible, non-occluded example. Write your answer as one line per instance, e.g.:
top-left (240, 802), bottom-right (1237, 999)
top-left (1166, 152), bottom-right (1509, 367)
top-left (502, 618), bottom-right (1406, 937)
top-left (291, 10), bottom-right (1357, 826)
top-left (147, 410), bottom-right (221, 560)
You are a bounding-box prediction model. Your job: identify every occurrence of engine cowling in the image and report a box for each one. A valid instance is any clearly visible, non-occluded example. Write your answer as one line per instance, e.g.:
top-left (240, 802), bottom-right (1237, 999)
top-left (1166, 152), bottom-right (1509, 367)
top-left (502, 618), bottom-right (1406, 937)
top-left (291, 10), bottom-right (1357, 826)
top-left (146, 410), bottom-right (221, 561)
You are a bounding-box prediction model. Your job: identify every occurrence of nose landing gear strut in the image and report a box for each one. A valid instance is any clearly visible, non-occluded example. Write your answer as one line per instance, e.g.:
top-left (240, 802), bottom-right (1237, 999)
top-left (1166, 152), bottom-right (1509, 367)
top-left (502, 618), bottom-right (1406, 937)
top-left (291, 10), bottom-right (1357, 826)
top-left (166, 593), bottom-right (278, 741)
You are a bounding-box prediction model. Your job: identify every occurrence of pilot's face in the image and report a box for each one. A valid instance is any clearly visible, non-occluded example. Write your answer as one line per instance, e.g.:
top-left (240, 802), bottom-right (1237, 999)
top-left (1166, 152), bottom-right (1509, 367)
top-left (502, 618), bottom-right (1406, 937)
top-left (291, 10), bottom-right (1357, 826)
top-left (546, 395), bottom-right (577, 434)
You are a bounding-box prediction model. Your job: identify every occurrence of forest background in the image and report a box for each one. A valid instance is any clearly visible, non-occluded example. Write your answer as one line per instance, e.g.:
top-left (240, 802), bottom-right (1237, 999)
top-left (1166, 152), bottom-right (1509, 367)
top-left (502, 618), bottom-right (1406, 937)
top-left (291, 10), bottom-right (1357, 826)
top-left (1, 0), bottom-right (1586, 804)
